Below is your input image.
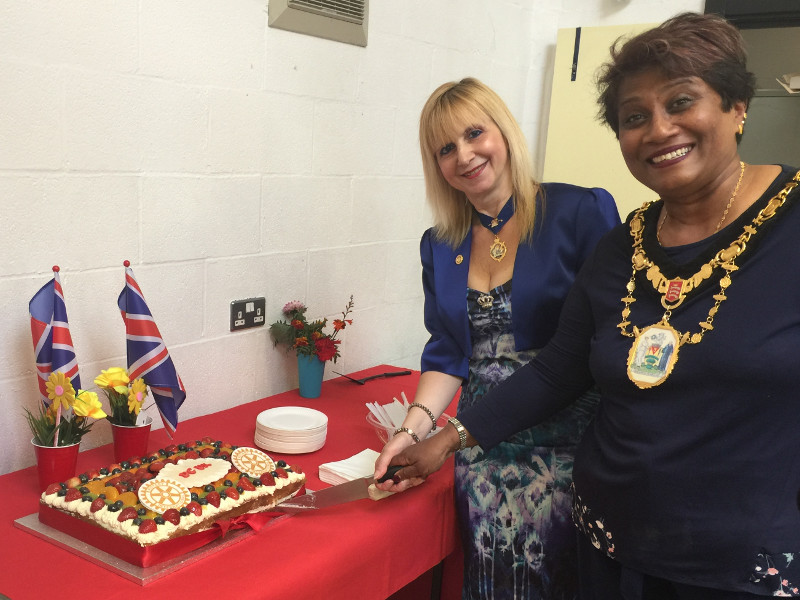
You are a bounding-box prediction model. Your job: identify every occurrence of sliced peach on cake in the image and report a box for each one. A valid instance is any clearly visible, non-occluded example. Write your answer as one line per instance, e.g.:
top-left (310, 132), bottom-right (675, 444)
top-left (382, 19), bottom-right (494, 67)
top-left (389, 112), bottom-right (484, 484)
top-left (84, 480), bottom-right (106, 495)
top-left (118, 491), bottom-right (139, 507)
top-left (101, 486), bottom-right (120, 503)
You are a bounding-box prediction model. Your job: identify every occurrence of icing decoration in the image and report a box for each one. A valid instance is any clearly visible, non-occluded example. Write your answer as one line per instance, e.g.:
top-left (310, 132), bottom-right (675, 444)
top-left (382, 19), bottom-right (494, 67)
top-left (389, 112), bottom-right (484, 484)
top-left (137, 478), bottom-right (191, 513)
top-left (231, 447), bottom-right (275, 477)
top-left (157, 458), bottom-right (230, 488)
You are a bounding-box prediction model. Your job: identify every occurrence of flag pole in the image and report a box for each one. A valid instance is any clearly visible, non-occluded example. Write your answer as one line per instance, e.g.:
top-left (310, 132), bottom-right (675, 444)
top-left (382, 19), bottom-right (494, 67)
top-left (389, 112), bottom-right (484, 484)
top-left (52, 266), bottom-right (61, 447)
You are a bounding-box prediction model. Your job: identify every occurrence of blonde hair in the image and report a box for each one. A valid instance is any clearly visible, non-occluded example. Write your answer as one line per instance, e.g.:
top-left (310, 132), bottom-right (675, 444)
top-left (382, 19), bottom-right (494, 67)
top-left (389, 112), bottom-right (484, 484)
top-left (419, 77), bottom-right (540, 247)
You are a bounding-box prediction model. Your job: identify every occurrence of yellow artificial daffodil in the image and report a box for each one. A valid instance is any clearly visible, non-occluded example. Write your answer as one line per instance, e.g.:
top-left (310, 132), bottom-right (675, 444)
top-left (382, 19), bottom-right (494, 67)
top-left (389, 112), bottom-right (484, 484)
top-left (72, 390), bottom-right (107, 420)
top-left (46, 372), bottom-right (75, 412)
top-left (128, 378), bottom-right (147, 416)
top-left (94, 367), bottom-right (130, 394)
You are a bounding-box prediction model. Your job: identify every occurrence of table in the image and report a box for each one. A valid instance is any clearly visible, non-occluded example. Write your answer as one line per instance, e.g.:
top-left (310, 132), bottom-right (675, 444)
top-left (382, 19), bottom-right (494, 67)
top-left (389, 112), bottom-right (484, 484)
top-left (0, 366), bottom-right (463, 600)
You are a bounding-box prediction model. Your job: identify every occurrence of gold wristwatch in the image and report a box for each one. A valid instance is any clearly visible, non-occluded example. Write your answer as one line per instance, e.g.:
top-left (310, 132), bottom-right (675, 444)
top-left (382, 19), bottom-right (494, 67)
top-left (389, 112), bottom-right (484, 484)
top-left (448, 417), bottom-right (467, 451)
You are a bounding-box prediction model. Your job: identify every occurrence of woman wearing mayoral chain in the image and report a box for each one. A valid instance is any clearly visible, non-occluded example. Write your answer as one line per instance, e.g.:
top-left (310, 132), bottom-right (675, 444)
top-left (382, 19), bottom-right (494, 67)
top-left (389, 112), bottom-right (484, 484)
top-left (377, 13), bottom-right (800, 599)
top-left (376, 78), bottom-right (619, 598)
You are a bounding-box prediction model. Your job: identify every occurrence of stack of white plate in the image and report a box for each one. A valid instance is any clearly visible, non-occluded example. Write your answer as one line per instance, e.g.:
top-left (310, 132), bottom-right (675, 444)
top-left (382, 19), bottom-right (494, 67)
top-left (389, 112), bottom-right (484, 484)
top-left (254, 406), bottom-right (328, 454)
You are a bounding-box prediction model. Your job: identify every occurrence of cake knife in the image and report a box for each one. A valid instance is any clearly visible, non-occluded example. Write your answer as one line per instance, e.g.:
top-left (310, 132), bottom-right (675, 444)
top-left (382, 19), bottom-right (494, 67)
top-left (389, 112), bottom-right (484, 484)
top-left (272, 466), bottom-right (400, 513)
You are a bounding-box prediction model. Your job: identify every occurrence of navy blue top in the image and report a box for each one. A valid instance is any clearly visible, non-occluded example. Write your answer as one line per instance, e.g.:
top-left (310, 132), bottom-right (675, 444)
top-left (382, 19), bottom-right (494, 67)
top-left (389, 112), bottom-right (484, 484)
top-left (461, 166), bottom-right (800, 594)
top-left (420, 182), bottom-right (620, 379)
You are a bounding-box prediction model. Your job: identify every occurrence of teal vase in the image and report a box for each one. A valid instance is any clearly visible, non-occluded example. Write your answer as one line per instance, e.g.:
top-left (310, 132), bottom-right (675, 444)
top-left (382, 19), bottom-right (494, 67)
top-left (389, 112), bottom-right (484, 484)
top-left (297, 354), bottom-right (325, 398)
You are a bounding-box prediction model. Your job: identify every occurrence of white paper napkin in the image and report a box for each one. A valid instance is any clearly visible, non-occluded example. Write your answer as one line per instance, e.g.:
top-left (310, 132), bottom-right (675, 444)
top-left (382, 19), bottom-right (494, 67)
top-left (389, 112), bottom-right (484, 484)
top-left (318, 448), bottom-right (380, 485)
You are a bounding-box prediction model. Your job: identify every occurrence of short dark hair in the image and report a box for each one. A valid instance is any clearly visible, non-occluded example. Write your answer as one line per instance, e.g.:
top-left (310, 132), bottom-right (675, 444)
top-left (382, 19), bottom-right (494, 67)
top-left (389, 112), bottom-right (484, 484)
top-left (597, 12), bottom-right (756, 136)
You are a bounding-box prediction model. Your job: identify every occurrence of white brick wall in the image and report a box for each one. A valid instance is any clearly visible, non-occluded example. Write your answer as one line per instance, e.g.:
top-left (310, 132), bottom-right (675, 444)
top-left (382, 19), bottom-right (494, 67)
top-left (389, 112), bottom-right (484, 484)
top-left (0, 0), bottom-right (702, 475)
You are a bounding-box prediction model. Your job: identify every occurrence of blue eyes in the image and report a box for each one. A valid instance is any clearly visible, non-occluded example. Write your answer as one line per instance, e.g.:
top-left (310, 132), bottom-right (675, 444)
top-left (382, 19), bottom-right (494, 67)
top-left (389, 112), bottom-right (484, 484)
top-left (438, 129), bottom-right (483, 156)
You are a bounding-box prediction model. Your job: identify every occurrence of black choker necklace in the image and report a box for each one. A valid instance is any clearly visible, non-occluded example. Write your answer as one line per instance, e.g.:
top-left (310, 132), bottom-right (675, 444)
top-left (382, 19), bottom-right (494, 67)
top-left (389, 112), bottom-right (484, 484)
top-left (475, 197), bottom-right (514, 262)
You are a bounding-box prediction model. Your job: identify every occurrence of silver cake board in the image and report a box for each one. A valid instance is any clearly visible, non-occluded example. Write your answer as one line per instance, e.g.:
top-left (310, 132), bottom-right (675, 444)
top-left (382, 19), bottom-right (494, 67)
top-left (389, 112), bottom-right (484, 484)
top-left (14, 512), bottom-right (291, 585)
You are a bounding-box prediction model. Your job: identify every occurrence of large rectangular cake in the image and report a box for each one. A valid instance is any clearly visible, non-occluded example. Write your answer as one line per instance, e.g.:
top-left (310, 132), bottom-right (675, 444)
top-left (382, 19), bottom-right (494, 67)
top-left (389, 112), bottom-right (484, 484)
top-left (38, 437), bottom-right (305, 566)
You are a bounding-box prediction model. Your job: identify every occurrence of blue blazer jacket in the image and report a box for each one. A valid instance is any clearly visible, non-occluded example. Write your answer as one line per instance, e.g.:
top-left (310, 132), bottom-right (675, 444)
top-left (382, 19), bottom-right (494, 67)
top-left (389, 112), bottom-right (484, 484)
top-left (420, 182), bottom-right (620, 379)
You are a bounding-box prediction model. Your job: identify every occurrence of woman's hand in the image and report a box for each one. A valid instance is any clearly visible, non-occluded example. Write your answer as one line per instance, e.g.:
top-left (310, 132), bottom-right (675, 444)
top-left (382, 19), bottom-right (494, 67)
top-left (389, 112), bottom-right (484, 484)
top-left (374, 432), bottom-right (415, 486)
top-left (373, 422), bottom-right (461, 492)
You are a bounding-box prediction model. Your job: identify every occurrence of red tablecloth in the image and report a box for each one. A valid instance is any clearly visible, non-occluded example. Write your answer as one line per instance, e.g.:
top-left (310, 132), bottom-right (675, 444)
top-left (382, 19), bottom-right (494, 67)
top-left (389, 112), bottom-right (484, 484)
top-left (0, 366), bottom-right (463, 600)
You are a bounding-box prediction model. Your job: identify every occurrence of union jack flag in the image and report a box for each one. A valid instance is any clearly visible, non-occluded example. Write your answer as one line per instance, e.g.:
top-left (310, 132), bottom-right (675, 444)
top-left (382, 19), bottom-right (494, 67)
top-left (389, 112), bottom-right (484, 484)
top-left (29, 267), bottom-right (81, 405)
top-left (118, 263), bottom-right (185, 437)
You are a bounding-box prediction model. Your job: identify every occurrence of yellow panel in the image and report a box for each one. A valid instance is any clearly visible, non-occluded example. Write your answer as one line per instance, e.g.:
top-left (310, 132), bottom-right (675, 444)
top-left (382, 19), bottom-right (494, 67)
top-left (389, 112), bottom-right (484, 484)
top-left (543, 24), bottom-right (657, 219)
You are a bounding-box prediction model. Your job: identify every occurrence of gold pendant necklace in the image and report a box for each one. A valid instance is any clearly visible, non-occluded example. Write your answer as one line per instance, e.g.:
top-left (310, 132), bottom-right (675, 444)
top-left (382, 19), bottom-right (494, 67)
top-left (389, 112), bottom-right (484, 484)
top-left (489, 236), bottom-right (507, 262)
top-left (476, 198), bottom-right (514, 262)
top-left (620, 168), bottom-right (800, 389)
top-left (657, 162), bottom-right (746, 245)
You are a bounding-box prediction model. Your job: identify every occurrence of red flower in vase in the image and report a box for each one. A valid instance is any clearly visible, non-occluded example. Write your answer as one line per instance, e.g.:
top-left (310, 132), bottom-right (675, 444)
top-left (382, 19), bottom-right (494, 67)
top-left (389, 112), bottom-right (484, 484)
top-left (314, 337), bottom-right (339, 362)
top-left (269, 296), bottom-right (354, 364)
top-left (333, 319), bottom-right (352, 331)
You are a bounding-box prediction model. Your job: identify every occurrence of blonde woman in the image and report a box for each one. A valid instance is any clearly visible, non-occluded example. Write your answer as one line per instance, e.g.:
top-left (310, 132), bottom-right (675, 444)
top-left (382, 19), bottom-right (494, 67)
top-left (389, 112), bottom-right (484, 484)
top-left (376, 78), bottom-right (619, 598)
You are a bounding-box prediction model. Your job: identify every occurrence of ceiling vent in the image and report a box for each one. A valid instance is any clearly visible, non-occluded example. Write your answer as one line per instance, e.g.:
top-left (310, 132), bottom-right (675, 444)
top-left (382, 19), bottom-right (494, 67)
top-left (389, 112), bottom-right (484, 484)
top-left (269, 0), bottom-right (368, 47)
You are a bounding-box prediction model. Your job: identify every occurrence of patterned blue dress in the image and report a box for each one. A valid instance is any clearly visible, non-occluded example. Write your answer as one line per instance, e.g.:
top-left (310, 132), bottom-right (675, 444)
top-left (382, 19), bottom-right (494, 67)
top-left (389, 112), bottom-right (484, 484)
top-left (455, 280), bottom-right (599, 599)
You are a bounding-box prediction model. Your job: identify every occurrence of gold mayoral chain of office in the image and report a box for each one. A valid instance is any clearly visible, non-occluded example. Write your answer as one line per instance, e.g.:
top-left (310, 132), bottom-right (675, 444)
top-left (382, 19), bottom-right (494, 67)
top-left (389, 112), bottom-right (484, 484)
top-left (618, 166), bottom-right (800, 389)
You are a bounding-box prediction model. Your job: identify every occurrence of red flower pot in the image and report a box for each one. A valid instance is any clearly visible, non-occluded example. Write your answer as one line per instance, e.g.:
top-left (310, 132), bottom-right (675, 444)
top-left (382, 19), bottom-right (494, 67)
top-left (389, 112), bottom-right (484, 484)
top-left (31, 438), bottom-right (80, 492)
top-left (110, 415), bottom-right (153, 463)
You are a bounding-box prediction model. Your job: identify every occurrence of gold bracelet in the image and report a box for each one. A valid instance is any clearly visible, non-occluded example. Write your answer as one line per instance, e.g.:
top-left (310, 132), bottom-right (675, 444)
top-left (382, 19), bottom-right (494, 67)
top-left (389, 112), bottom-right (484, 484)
top-left (393, 426), bottom-right (420, 443)
top-left (409, 402), bottom-right (437, 430)
top-left (448, 417), bottom-right (467, 451)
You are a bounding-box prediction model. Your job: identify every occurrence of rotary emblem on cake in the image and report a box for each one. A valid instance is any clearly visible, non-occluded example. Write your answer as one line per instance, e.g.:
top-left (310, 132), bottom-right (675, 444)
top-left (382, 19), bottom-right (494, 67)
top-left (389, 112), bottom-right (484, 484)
top-left (137, 478), bottom-right (192, 513)
top-left (38, 438), bottom-right (305, 551)
top-left (231, 447), bottom-right (275, 476)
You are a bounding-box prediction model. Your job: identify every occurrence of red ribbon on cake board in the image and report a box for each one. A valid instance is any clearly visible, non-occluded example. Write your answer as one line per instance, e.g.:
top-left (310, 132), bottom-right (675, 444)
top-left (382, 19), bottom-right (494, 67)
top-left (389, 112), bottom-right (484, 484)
top-left (213, 511), bottom-right (286, 537)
